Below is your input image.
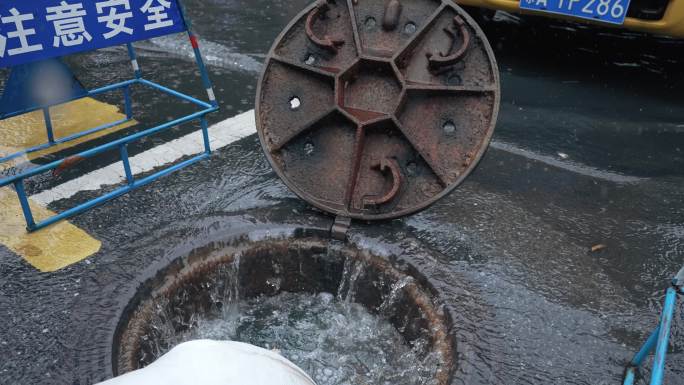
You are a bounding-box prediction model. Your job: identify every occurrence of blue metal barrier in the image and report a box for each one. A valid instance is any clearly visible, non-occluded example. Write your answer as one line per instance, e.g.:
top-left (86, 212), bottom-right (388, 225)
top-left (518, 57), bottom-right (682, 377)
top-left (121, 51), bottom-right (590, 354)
top-left (623, 265), bottom-right (684, 385)
top-left (0, 0), bottom-right (218, 231)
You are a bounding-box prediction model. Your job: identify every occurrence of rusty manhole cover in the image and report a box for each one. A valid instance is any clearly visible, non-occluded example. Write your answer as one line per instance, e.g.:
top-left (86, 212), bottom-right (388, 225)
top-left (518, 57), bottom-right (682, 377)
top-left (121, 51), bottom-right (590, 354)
top-left (256, 0), bottom-right (500, 220)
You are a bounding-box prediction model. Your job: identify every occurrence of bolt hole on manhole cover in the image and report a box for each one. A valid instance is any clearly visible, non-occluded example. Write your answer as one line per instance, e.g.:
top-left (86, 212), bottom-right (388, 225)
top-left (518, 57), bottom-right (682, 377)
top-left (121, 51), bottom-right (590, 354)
top-left (257, 0), bottom-right (500, 220)
top-left (404, 21), bottom-right (418, 35)
top-left (443, 120), bottom-right (456, 133)
top-left (305, 54), bottom-right (317, 65)
top-left (289, 96), bottom-right (302, 110)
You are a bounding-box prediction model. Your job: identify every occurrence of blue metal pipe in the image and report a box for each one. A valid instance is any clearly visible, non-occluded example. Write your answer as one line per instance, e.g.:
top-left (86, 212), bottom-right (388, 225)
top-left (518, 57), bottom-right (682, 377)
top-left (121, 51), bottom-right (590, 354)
top-left (138, 78), bottom-right (213, 109)
top-left (123, 85), bottom-right (133, 119)
top-left (13, 180), bottom-right (36, 231)
top-left (57, 117), bottom-right (130, 144)
top-left (89, 79), bottom-right (140, 95)
top-left (622, 326), bottom-right (661, 385)
top-left (200, 117), bottom-right (211, 154)
top-left (623, 368), bottom-right (636, 385)
top-left (631, 326), bottom-right (661, 367)
top-left (43, 108), bottom-right (55, 144)
top-left (649, 287), bottom-right (678, 385)
top-left (0, 104), bottom-right (216, 187)
top-left (119, 144), bottom-right (134, 185)
top-left (29, 153), bottom-right (209, 231)
top-left (176, 0), bottom-right (218, 108)
top-left (190, 38), bottom-right (218, 108)
top-left (0, 142), bottom-right (52, 163)
top-left (126, 43), bottom-right (142, 79)
top-left (133, 152), bottom-right (208, 187)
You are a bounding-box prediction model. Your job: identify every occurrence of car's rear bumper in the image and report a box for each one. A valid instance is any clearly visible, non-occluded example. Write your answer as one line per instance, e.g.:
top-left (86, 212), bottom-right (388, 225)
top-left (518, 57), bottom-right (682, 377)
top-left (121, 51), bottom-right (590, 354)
top-left (458, 0), bottom-right (684, 37)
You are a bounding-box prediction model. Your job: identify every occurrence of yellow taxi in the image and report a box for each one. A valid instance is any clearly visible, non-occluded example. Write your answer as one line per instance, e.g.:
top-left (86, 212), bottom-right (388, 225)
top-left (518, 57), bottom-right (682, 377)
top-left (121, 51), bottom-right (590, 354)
top-left (458, 0), bottom-right (684, 37)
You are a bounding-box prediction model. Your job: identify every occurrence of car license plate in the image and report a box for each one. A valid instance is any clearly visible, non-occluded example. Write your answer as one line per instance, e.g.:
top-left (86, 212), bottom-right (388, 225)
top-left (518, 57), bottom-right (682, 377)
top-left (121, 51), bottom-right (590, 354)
top-left (520, 0), bottom-right (631, 25)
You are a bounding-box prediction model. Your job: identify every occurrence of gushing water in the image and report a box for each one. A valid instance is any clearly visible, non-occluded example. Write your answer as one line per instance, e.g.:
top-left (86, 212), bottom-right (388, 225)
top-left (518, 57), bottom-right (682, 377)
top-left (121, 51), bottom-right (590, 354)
top-left (183, 292), bottom-right (440, 385)
top-left (139, 258), bottom-right (443, 385)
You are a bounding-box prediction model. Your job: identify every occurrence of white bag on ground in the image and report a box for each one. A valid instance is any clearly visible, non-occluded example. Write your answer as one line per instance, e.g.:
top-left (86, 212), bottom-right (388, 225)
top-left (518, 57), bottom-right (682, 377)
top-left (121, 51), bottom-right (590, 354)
top-left (98, 340), bottom-right (317, 385)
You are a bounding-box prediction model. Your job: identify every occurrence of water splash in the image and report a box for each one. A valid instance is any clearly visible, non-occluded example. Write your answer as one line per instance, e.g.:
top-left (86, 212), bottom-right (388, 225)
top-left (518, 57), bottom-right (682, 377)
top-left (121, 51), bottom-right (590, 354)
top-left (135, 255), bottom-right (443, 385)
top-left (378, 276), bottom-right (415, 317)
top-left (209, 255), bottom-right (241, 315)
top-left (337, 258), bottom-right (365, 303)
top-left (181, 292), bottom-right (441, 385)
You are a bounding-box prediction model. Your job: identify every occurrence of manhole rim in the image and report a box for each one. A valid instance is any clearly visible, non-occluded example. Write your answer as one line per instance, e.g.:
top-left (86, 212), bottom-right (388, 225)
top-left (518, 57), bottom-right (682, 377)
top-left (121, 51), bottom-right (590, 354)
top-left (112, 233), bottom-right (457, 384)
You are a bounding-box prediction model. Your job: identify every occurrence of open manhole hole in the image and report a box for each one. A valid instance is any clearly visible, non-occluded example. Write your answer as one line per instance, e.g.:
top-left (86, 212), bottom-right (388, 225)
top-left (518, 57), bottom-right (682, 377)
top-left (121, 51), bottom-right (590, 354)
top-left (114, 236), bottom-right (455, 385)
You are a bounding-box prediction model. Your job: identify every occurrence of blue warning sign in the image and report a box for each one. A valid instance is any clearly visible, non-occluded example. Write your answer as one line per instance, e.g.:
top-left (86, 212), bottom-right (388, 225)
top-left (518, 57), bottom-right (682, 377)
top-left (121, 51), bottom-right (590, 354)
top-left (0, 0), bottom-right (187, 68)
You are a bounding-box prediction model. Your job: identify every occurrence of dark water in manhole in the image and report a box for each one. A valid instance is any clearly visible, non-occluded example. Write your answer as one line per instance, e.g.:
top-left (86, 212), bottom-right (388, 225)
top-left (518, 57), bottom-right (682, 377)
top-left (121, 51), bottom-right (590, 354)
top-left (114, 237), bottom-right (454, 385)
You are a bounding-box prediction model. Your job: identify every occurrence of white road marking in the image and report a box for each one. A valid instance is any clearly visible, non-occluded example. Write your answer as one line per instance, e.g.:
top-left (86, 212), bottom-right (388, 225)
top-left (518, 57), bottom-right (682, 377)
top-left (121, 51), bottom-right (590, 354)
top-left (31, 110), bottom-right (256, 205)
top-left (31, 109), bottom-right (642, 206)
top-left (488, 141), bottom-right (644, 184)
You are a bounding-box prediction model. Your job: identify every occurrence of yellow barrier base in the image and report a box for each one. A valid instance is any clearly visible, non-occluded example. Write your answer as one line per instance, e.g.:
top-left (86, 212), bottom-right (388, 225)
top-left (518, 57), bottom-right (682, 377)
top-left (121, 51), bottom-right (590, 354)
top-left (0, 187), bottom-right (101, 272)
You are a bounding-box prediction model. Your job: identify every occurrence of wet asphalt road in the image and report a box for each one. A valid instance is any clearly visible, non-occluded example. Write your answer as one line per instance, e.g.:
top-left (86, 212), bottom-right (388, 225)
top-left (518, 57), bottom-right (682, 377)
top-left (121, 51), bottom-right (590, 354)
top-left (1, 0), bottom-right (684, 384)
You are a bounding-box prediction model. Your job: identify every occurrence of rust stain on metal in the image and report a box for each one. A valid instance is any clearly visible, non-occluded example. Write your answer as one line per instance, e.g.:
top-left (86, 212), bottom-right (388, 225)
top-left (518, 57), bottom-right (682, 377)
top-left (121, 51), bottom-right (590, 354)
top-left (52, 155), bottom-right (85, 177)
top-left (256, 0), bottom-right (500, 220)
